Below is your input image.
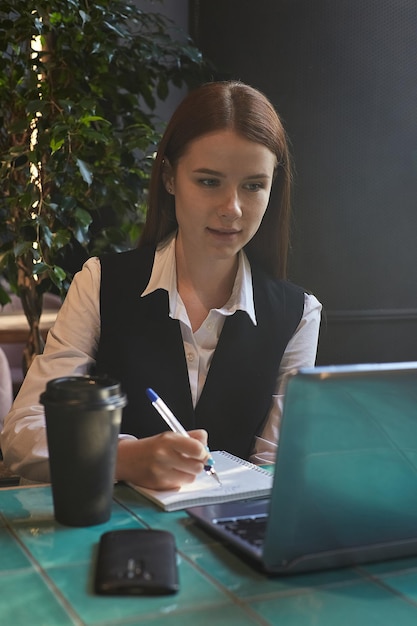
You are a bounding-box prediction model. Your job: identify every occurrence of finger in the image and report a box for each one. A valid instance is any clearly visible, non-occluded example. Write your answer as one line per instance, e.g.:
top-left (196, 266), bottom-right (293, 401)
top-left (166, 431), bottom-right (207, 460)
top-left (188, 428), bottom-right (208, 447)
top-left (188, 429), bottom-right (212, 465)
top-left (154, 432), bottom-right (207, 473)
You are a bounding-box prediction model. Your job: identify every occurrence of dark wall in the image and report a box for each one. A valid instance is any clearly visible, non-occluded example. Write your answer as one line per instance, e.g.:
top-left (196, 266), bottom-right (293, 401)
top-left (190, 0), bottom-right (417, 365)
top-left (134, 0), bottom-right (190, 120)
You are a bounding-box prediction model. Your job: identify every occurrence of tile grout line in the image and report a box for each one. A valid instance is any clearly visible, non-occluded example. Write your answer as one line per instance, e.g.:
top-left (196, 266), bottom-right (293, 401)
top-left (178, 549), bottom-right (273, 626)
top-left (2, 519), bottom-right (86, 626)
top-left (354, 565), bottom-right (417, 611)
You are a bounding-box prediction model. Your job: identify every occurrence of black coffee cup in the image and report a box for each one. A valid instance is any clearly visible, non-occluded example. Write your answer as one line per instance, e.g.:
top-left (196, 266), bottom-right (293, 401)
top-left (40, 375), bottom-right (127, 527)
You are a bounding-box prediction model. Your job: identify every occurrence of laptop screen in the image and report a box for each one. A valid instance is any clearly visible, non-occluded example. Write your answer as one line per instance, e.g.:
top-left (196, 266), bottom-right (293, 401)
top-left (188, 363), bottom-right (417, 574)
top-left (264, 362), bottom-right (417, 571)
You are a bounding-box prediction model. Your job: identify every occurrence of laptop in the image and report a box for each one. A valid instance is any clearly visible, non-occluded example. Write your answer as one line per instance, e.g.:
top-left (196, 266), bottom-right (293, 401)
top-left (186, 362), bottom-right (417, 574)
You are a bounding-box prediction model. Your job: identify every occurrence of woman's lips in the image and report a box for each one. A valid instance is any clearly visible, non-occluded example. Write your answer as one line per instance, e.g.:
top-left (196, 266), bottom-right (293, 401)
top-left (207, 227), bottom-right (241, 236)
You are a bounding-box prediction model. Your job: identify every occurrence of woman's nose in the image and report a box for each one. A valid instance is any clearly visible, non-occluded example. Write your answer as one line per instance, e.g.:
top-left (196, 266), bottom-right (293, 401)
top-left (218, 189), bottom-right (242, 220)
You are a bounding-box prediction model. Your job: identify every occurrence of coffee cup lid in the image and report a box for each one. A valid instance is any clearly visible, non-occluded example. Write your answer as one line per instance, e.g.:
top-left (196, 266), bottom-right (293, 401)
top-left (40, 375), bottom-right (127, 409)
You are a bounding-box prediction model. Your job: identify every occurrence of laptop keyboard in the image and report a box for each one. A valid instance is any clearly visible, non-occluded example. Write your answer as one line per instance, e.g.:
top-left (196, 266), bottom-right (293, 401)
top-left (215, 515), bottom-right (268, 548)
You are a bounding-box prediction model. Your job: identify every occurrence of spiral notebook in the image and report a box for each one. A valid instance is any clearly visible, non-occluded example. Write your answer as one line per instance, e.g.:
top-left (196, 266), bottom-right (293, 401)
top-left (128, 451), bottom-right (273, 512)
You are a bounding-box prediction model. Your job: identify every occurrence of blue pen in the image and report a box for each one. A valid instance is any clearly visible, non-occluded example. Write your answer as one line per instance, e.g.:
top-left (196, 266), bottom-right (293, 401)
top-left (146, 388), bottom-right (221, 485)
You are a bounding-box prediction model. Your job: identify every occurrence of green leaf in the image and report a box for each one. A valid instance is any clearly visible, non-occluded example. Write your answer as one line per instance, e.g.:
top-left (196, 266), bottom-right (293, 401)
top-left (53, 230), bottom-right (71, 248)
top-left (79, 10), bottom-right (90, 26)
top-left (50, 137), bottom-right (65, 153)
top-left (79, 115), bottom-right (109, 126)
top-left (13, 241), bottom-right (33, 257)
top-left (8, 118), bottom-right (30, 133)
top-left (103, 21), bottom-right (126, 38)
top-left (52, 265), bottom-right (67, 281)
top-left (41, 224), bottom-right (53, 247)
top-left (32, 262), bottom-right (49, 275)
top-left (75, 158), bottom-right (93, 186)
top-left (74, 207), bottom-right (92, 228)
top-left (0, 285), bottom-right (11, 307)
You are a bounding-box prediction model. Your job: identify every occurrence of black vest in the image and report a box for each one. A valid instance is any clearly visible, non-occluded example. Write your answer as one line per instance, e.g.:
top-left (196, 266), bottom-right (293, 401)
top-left (95, 247), bottom-right (304, 459)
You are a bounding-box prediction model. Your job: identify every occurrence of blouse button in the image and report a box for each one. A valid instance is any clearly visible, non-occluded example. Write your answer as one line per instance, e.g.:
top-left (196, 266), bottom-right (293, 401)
top-left (187, 352), bottom-right (195, 362)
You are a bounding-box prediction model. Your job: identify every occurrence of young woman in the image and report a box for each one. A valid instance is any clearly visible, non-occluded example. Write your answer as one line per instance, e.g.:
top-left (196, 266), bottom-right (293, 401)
top-left (1, 81), bottom-right (321, 489)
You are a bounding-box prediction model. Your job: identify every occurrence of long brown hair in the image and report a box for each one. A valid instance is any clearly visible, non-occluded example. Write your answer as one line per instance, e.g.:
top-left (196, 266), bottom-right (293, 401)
top-left (139, 81), bottom-right (292, 279)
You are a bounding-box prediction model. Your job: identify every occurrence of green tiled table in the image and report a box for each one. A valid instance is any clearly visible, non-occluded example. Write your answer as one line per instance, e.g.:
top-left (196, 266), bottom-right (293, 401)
top-left (2, 483), bottom-right (417, 625)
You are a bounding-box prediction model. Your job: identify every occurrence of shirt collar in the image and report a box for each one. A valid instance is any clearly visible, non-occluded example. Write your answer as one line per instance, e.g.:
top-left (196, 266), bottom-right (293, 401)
top-left (141, 232), bottom-right (257, 325)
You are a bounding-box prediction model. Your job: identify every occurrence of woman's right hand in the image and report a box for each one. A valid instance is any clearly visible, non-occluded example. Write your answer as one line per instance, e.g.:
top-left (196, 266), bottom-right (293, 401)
top-left (115, 429), bottom-right (209, 491)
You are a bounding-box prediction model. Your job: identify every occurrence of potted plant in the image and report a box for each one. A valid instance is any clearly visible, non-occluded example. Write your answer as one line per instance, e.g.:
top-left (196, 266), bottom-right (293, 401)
top-left (0, 0), bottom-right (207, 370)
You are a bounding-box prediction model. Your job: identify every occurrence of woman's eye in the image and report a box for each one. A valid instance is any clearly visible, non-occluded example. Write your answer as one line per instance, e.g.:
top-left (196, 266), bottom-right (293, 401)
top-left (245, 182), bottom-right (264, 192)
top-left (198, 178), bottom-right (219, 187)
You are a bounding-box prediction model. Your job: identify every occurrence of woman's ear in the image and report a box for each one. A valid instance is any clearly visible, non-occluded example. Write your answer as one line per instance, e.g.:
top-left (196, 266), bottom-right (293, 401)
top-left (162, 158), bottom-right (175, 194)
